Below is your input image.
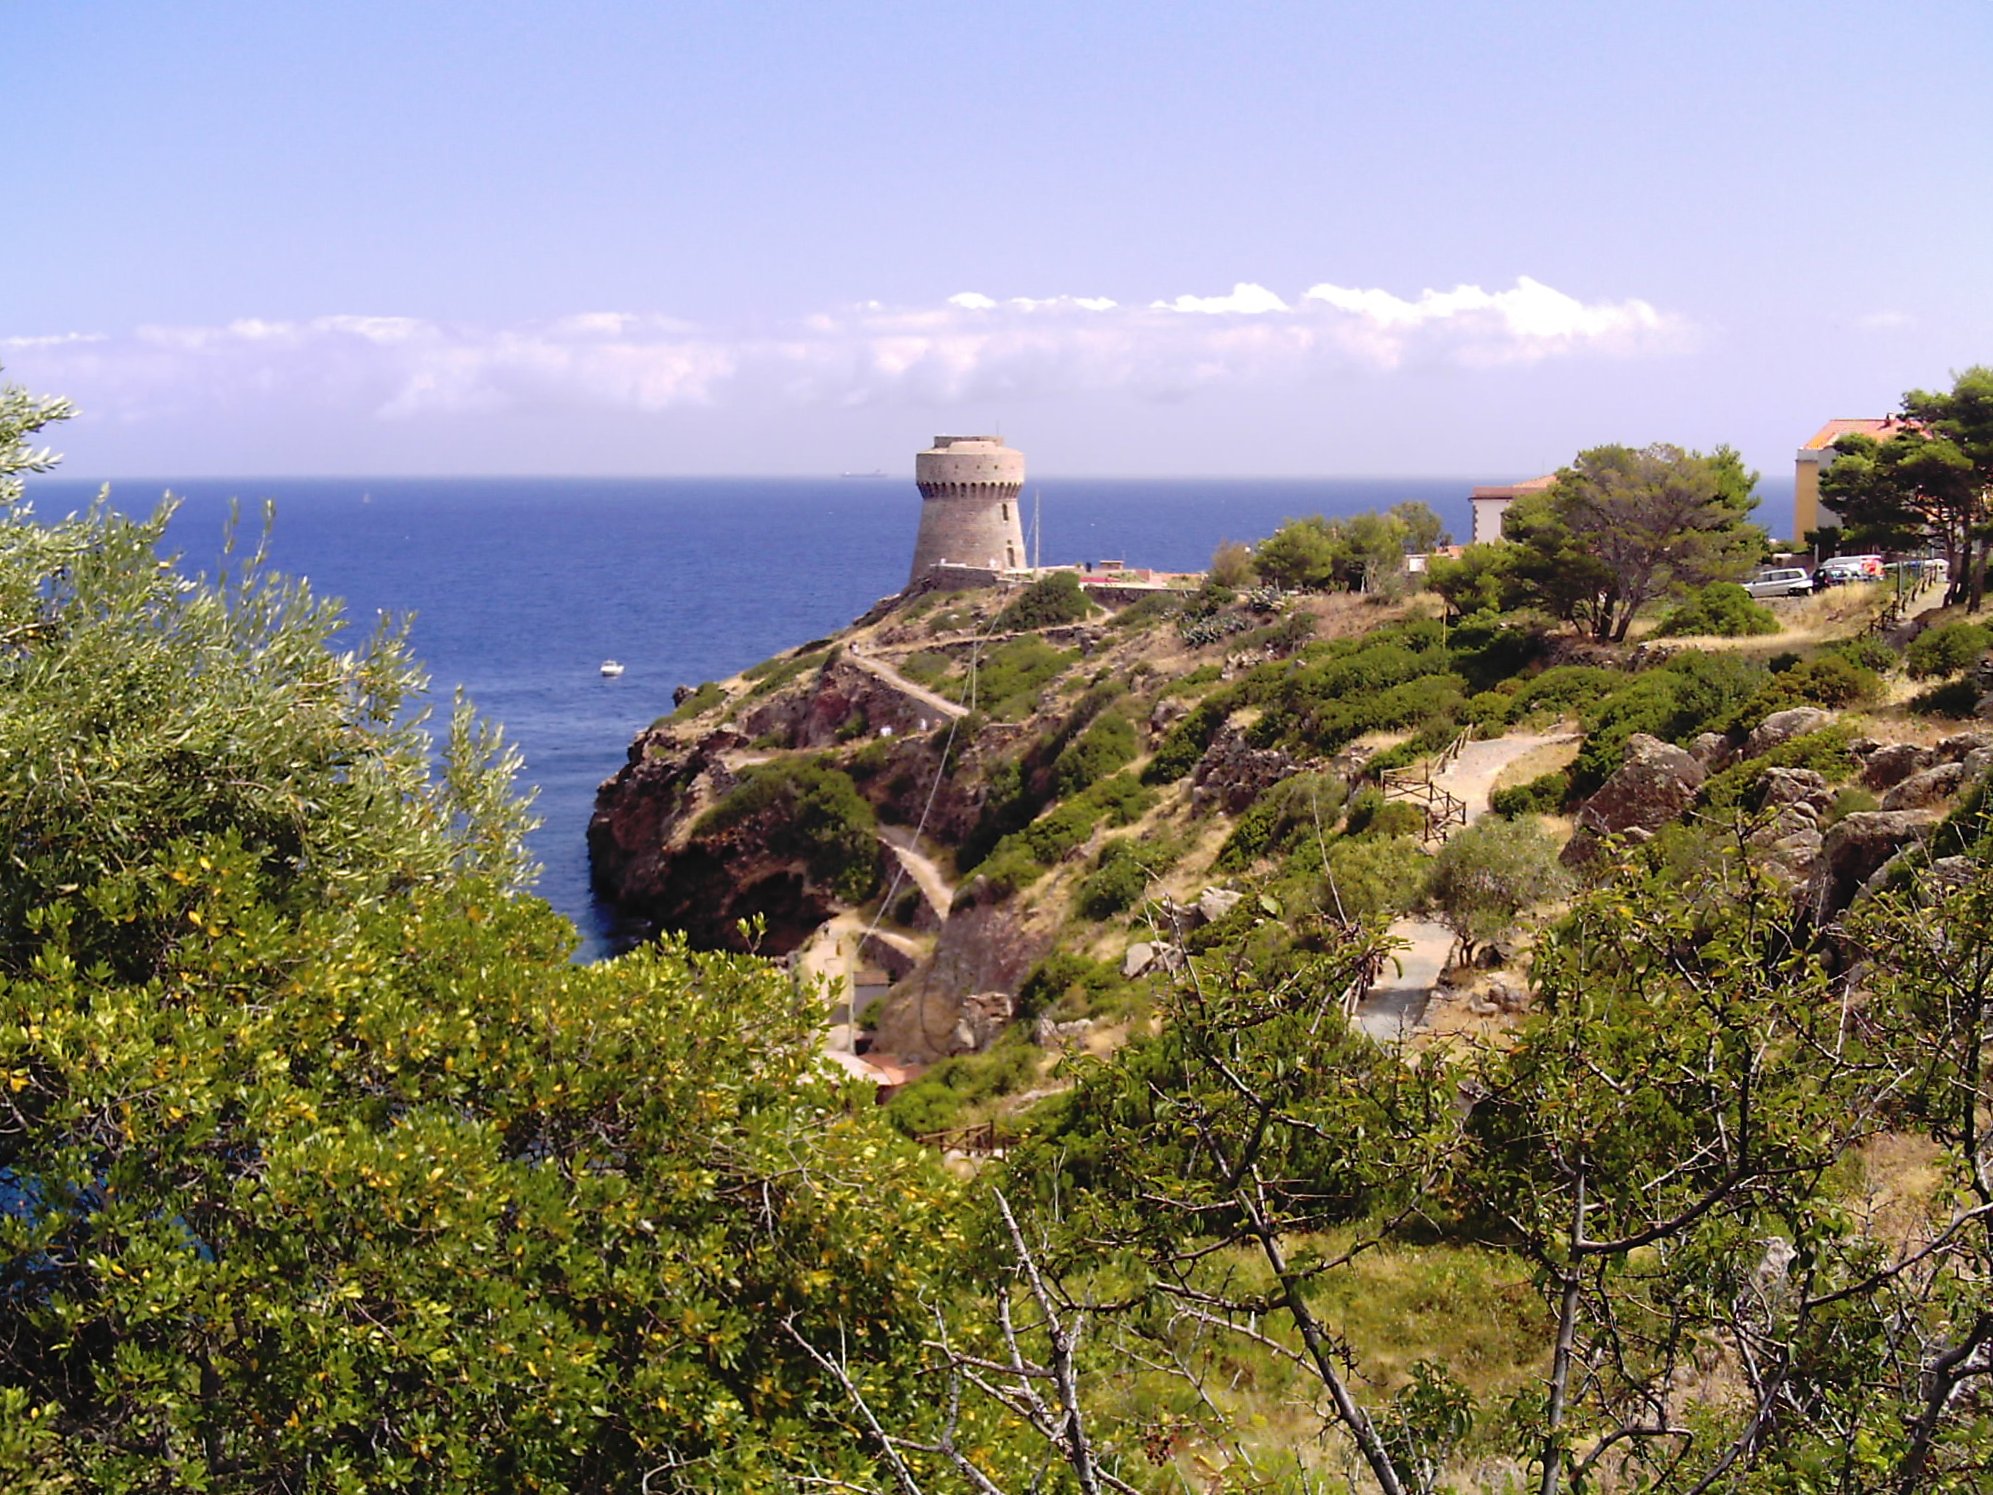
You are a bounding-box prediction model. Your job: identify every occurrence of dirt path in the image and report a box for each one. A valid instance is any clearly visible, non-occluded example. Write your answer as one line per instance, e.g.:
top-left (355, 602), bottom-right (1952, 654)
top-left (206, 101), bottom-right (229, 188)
top-left (1354, 919), bottom-right (1455, 1043)
top-left (846, 645), bottom-right (968, 722)
top-left (1432, 730), bottom-right (1580, 821)
top-left (1351, 730), bottom-right (1578, 1041)
top-left (878, 825), bottom-right (955, 920)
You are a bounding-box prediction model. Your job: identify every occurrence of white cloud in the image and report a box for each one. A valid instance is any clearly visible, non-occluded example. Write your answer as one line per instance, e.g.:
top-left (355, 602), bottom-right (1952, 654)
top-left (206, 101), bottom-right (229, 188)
top-left (0, 331), bottom-right (106, 350)
top-left (7, 275), bottom-right (1687, 430)
top-left (1152, 282), bottom-right (1291, 315)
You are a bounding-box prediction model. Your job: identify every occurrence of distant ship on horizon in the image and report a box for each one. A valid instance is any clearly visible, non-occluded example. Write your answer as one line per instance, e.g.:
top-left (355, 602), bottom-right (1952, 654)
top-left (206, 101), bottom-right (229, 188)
top-left (839, 469), bottom-right (888, 478)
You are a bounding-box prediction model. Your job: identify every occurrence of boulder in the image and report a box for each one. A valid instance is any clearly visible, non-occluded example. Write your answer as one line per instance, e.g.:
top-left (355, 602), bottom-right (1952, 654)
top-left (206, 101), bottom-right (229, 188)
top-left (872, 986), bottom-right (1015, 1062)
top-left (1805, 810), bottom-right (1937, 925)
top-left (1564, 733), bottom-right (1705, 864)
top-left (1122, 942), bottom-right (1157, 979)
top-left (948, 992), bottom-right (1015, 1056)
top-left (1688, 732), bottom-right (1732, 769)
top-left (1880, 761), bottom-right (1967, 812)
top-left (1937, 730), bottom-right (1993, 763)
top-left (1197, 886), bottom-right (1244, 925)
top-left (1748, 768), bottom-right (1834, 877)
top-left (1033, 1015), bottom-right (1093, 1049)
top-left (1861, 742), bottom-right (1934, 791)
top-left (1759, 766), bottom-right (1830, 808)
top-left (1742, 708), bottom-right (1836, 761)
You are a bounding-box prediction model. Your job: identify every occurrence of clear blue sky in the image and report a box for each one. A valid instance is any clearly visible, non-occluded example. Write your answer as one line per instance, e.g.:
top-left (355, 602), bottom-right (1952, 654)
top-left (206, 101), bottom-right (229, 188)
top-left (6, 1), bottom-right (1990, 484)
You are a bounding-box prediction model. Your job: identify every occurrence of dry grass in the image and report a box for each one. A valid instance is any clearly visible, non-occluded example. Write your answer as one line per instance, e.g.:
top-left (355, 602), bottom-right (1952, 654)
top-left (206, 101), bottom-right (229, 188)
top-left (1487, 734), bottom-right (1582, 794)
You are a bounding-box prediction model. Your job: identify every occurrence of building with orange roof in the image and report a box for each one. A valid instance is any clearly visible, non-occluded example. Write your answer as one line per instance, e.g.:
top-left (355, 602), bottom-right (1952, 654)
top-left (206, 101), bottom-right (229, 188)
top-left (1794, 416), bottom-right (1917, 539)
top-left (1468, 473), bottom-right (1557, 544)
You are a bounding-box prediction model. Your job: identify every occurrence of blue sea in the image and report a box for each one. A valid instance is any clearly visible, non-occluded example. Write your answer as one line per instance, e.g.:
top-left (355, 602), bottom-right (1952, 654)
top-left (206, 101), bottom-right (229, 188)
top-left (23, 472), bottom-right (1786, 957)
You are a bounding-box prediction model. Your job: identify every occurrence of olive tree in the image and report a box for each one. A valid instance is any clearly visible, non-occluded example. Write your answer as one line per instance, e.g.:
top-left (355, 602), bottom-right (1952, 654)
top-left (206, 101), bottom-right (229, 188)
top-left (0, 382), bottom-right (964, 1491)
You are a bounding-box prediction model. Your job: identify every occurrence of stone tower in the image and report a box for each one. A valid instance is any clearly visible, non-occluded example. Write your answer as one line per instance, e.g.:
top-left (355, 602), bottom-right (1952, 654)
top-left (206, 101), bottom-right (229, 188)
top-left (908, 435), bottom-right (1027, 587)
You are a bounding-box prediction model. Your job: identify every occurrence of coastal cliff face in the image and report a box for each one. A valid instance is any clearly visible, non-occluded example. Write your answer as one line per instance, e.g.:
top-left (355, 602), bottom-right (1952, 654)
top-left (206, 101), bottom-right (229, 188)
top-left (588, 575), bottom-right (1993, 1068)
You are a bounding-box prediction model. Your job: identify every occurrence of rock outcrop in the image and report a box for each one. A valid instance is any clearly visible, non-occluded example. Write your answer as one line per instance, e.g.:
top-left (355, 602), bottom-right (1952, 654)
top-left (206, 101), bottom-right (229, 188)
top-left (1741, 707), bottom-right (1836, 760)
top-left (1191, 728), bottom-right (1308, 814)
top-left (1805, 810), bottom-right (1938, 925)
top-left (873, 988), bottom-right (1015, 1061)
top-left (1564, 733), bottom-right (1706, 864)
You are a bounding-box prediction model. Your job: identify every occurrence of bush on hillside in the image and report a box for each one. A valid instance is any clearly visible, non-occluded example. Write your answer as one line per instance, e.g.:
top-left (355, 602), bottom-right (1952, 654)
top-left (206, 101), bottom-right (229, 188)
top-left (1490, 769), bottom-right (1572, 817)
top-left (1910, 679), bottom-right (1982, 718)
top-left (995, 570), bottom-right (1092, 631)
top-left (693, 758), bottom-right (881, 902)
top-left (1906, 620), bottom-right (1993, 680)
top-left (1654, 581), bottom-right (1780, 638)
top-left (1075, 839), bottom-right (1155, 919)
top-left (1051, 710), bottom-right (1139, 798)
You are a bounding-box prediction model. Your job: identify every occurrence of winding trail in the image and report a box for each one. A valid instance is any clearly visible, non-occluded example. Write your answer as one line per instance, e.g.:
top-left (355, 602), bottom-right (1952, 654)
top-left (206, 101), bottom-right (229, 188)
top-left (846, 644), bottom-right (969, 722)
top-left (1352, 730), bottom-right (1579, 1043)
top-left (878, 825), bottom-right (955, 922)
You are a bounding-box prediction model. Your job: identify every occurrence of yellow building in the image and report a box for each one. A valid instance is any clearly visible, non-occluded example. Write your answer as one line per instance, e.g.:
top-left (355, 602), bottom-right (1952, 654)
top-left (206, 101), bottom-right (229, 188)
top-left (1794, 416), bottom-right (1915, 540)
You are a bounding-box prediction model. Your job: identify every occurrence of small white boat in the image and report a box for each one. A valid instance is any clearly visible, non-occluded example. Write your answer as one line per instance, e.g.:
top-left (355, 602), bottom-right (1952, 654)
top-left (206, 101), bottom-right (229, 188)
top-left (599, 660), bottom-right (625, 678)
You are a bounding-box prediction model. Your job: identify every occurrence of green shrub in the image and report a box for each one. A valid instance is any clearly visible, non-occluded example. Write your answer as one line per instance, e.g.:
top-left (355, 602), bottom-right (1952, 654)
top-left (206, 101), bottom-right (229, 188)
top-left (1016, 950), bottom-right (1120, 1020)
top-left (1653, 582), bottom-right (1780, 638)
top-left (896, 649), bottom-right (954, 687)
top-left (1217, 772), bottom-right (1349, 869)
top-left (1700, 726), bottom-right (1858, 812)
top-left (741, 652), bottom-right (816, 700)
top-left (1075, 840), bottom-right (1153, 919)
top-left (1106, 591), bottom-right (1183, 632)
top-left (965, 637), bottom-right (1079, 720)
top-left (692, 758), bottom-right (881, 902)
top-left (1728, 654), bottom-right (1884, 734)
top-left (1323, 834), bottom-right (1430, 919)
top-left (995, 570), bottom-right (1092, 631)
top-left (1463, 690), bottom-right (1515, 733)
top-left (668, 680), bottom-right (725, 721)
top-left (1825, 635), bottom-right (1900, 675)
top-left (884, 1037), bottom-right (1042, 1138)
top-left (1910, 679), bottom-right (1982, 718)
top-left (1145, 694), bottom-right (1234, 783)
top-left (972, 772), bottom-right (1157, 898)
top-left (1490, 769), bottom-right (1571, 816)
top-left (1906, 621), bottom-right (1993, 680)
top-left (1509, 665), bottom-right (1621, 721)
top-left (1826, 785), bottom-right (1879, 824)
top-left (1051, 710), bottom-right (1138, 799)
top-left (1345, 797), bottom-right (1425, 840)
top-left (1572, 652), bottom-right (1766, 795)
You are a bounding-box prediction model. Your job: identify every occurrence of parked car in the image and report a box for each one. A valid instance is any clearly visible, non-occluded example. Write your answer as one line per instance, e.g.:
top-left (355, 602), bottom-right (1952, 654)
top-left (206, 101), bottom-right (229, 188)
top-left (1744, 567), bottom-right (1813, 599)
top-left (1814, 554), bottom-right (1885, 588)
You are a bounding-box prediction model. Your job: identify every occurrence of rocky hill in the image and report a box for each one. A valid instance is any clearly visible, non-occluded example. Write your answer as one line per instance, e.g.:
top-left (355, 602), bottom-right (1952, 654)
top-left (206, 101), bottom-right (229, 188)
top-left (590, 566), bottom-right (1990, 1109)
